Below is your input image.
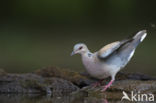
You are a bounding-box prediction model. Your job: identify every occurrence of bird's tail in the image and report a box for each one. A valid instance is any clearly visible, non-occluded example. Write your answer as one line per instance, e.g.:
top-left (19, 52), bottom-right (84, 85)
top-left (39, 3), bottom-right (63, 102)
top-left (131, 30), bottom-right (147, 48)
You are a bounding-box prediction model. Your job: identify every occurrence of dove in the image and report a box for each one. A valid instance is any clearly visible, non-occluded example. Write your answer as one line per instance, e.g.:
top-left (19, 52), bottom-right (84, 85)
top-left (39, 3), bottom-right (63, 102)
top-left (71, 30), bottom-right (147, 91)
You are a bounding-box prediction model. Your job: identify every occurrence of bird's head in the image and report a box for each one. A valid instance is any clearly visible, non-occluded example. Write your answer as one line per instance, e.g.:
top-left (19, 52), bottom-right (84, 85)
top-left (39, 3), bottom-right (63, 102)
top-left (71, 43), bottom-right (89, 56)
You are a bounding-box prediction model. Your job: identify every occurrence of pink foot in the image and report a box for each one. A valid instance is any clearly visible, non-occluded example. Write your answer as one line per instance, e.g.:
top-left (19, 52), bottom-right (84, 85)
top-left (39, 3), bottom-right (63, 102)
top-left (92, 82), bottom-right (100, 87)
top-left (101, 80), bottom-right (114, 92)
top-left (92, 79), bottom-right (104, 88)
top-left (103, 99), bottom-right (109, 103)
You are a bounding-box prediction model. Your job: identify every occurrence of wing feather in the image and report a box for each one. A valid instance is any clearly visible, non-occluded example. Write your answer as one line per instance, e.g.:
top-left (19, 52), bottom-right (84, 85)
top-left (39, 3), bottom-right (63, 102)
top-left (98, 41), bottom-right (121, 58)
top-left (97, 39), bottom-right (133, 59)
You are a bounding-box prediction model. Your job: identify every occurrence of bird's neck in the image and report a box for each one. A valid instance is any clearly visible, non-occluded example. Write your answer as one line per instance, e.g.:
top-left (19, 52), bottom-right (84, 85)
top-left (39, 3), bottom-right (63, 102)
top-left (81, 51), bottom-right (94, 70)
top-left (81, 51), bottom-right (93, 58)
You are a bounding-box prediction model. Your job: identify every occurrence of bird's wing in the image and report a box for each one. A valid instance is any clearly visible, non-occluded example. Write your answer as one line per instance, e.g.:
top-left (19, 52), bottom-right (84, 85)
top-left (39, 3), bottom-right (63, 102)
top-left (97, 41), bottom-right (121, 59)
top-left (97, 39), bottom-right (132, 59)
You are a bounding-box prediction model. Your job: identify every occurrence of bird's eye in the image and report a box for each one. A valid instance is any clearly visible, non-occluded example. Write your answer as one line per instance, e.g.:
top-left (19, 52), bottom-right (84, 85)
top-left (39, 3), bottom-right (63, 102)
top-left (79, 46), bottom-right (83, 50)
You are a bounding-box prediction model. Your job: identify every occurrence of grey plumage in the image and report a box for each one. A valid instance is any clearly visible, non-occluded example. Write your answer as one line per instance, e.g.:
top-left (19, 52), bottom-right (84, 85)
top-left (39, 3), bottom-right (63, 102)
top-left (98, 30), bottom-right (147, 71)
top-left (98, 30), bottom-right (147, 60)
top-left (71, 30), bottom-right (147, 91)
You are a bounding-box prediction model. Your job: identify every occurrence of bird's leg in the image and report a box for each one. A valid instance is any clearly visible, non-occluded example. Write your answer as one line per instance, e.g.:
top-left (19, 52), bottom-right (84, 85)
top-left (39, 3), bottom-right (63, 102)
top-left (92, 79), bottom-right (104, 88)
top-left (103, 99), bottom-right (108, 103)
top-left (101, 79), bottom-right (114, 92)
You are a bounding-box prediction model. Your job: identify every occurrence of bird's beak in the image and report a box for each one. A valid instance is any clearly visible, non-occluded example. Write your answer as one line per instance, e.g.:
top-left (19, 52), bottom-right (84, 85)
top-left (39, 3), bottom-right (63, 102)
top-left (71, 51), bottom-right (75, 56)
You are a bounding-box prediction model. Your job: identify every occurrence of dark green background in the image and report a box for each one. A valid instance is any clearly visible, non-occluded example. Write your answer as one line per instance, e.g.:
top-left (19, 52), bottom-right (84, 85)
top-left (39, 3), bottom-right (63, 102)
top-left (0, 0), bottom-right (156, 75)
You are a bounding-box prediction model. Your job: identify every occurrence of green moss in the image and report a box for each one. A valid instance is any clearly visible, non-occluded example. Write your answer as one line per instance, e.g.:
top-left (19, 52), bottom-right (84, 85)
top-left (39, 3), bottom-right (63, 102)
top-left (20, 79), bottom-right (47, 89)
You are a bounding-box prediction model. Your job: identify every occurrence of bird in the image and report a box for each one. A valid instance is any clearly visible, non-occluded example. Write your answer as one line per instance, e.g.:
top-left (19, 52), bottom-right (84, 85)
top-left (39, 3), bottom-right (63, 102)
top-left (71, 30), bottom-right (147, 91)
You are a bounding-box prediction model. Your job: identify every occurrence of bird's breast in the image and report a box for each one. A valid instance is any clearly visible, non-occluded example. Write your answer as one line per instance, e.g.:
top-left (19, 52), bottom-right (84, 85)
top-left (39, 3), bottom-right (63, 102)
top-left (82, 56), bottom-right (110, 79)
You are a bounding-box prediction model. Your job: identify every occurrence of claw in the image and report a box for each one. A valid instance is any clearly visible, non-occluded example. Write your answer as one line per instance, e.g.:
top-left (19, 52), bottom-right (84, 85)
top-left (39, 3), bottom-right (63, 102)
top-left (101, 80), bottom-right (114, 92)
top-left (91, 79), bottom-right (104, 88)
top-left (101, 85), bottom-right (109, 92)
top-left (92, 82), bottom-right (101, 88)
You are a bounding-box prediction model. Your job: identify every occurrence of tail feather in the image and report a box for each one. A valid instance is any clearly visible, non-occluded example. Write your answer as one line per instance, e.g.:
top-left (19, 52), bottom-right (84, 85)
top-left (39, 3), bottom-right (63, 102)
top-left (133, 30), bottom-right (147, 42)
top-left (132, 30), bottom-right (147, 48)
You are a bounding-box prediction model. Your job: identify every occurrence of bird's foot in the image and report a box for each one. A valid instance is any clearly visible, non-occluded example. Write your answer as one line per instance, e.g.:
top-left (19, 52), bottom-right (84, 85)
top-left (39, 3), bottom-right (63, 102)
top-left (101, 85), bottom-right (110, 92)
top-left (91, 82), bottom-right (101, 88)
top-left (92, 79), bottom-right (104, 88)
top-left (101, 80), bottom-right (114, 92)
top-left (91, 79), bottom-right (104, 88)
